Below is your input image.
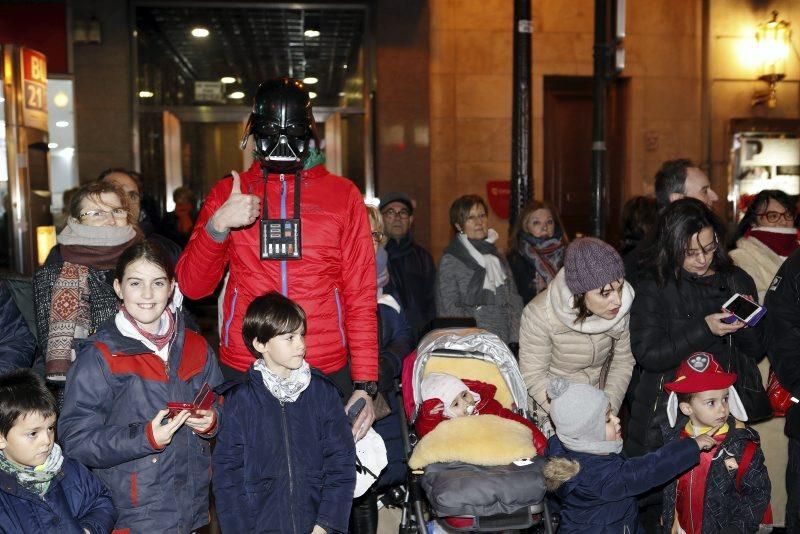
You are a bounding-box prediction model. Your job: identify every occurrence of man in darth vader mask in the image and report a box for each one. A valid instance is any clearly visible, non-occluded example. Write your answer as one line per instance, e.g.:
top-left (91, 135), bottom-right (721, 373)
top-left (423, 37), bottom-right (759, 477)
top-left (177, 77), bottom-right (378, 438)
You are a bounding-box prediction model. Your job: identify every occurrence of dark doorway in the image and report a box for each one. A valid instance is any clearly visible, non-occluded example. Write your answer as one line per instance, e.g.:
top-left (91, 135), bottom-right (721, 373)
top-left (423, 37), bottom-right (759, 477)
top-left (543, 76), bottom-right (628, 245)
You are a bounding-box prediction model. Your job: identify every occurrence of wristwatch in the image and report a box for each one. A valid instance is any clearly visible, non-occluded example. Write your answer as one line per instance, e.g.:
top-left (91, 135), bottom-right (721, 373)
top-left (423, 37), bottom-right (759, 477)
top-left (353, 381), bottom-right (378, 397)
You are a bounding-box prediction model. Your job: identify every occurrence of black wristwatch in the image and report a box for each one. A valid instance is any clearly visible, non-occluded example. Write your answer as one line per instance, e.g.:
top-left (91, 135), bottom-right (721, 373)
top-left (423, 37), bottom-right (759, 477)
top-left (353, 381), bottom-right (378, 397)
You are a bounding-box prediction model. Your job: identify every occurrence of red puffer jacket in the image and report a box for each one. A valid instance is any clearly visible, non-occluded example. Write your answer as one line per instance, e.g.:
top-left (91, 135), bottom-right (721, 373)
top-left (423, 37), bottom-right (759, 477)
top-left (177, 162), bottom-right (378, 380)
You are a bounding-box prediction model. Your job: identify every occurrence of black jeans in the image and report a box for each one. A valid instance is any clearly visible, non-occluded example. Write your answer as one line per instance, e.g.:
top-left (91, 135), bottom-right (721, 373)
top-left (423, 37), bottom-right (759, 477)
top-left (788, 437), bottom-right (800, 532)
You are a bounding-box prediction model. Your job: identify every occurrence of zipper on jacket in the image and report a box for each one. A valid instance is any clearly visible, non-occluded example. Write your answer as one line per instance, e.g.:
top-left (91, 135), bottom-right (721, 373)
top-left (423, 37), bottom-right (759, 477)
top-left (334, 287), bottom-right (346, 347)
top-left (223, 287), bottom-right (239, 348)
top-left (280, 174), bottom-right (288, 297)
top-left (653, 375), bottom-right (664, 413)
top-left (280, 401), bottom-right (298, 534)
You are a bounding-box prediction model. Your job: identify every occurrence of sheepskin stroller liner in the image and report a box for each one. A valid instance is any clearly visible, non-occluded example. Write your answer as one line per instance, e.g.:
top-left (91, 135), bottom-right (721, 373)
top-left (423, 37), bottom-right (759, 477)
top-left (398, 328), bottom-right (555, 533)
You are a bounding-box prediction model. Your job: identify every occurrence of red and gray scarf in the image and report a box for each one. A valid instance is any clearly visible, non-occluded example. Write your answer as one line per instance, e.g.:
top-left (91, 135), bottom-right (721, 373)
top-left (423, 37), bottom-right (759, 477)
top-left (518, 229), bottom-right (567, 294)
top-left (45, 221), bottom-right (139, 381)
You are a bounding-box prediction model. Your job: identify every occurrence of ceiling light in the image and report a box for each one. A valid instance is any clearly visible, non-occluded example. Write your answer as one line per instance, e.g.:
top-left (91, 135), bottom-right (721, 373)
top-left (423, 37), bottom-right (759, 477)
top-left (338, 92), bottom-right (346, 97)
top-left (309, 92), bottom-right (317, 99)
top-left (303, 77), bottom-right (319, 85)
top-left (55, 121), bottom-right (69, 128)
top-left (304, 29), bottom-right (320, 38)
top-left (228, 91), bottom-right (245, 99)
top-left (191, 27), bottom-right (210, 38)
top-left (47, 142), bottom-right (58, 149)
top-left (220, 76), bottom-right (236, 84)
top-left (138, 90), bottom-right (154, 98)
top-left (343, 64), bottom-right (348, 69)
top-left (53, 92), bottom-right (69, 108)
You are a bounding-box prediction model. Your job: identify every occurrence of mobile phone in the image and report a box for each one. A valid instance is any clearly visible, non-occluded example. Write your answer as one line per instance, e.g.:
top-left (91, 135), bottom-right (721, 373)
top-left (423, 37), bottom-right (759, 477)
top-left (348, 397), bottom-right (367, 424)
top-left (166, 383), bottom-right (215, 418)
top-left (722, 293), bottom-right (766, 327)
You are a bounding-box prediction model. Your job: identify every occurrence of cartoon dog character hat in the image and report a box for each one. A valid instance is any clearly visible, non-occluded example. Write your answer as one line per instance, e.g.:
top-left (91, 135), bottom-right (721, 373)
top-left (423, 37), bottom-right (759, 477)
top-left (663, 352), bottom-right (747, 427)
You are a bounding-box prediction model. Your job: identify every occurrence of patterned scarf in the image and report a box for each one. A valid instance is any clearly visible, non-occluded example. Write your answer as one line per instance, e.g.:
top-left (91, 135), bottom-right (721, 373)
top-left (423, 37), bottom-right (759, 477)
top-left (0, 443), bottom-right (64, 497)
top-left (120, 306), bottom-right (176, 351)
top-left (254, 358), bottom-right (312, 403)
top-left (519, 230), bottom-right (566, 294)
top-left (46, 262), bottom-right (92, 381)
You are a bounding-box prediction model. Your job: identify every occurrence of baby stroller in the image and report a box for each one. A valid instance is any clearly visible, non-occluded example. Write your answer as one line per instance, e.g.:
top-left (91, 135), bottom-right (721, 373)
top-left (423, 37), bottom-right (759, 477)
top-left (396, 328), bottom-right (555, 533)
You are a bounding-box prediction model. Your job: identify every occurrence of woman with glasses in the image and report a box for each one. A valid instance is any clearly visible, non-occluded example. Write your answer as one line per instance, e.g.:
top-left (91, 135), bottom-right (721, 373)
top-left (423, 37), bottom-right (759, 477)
top-left (626, 198), bottom-right (767, 531)
top-left (33, 182), bottom-right (141, 401)
top-left (730, 189), bottom-right (797, 527)
top-left (435, 195), bottom-right (523, 346)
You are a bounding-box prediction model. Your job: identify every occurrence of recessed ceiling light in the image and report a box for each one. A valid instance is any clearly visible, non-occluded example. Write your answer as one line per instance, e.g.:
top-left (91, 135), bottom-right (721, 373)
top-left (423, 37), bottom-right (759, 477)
top-left (343, 64), bottom-right (348, 69)
top-left (191, 27), bottom-right (210, 38)
top-left (55, 121), bottom-right (69, 128)
top-left (53, 92), bottom-right (69, 108)
top-left (303, 77), bottom-right (318, 85)
top-left (304, 29), bottom-right (320, 38)
top-left (47, 142), bottom-right (58, 149)
top-left (228, 91), bottom-right (245, 99)
top-left (220, 76), bottom-right (236, 84)
top-left (309, 92), bottom-right (317, 99)
top-left (138, 90), bottom-right (154, 98)
top-left (338, 92), bottom-right (346, 97)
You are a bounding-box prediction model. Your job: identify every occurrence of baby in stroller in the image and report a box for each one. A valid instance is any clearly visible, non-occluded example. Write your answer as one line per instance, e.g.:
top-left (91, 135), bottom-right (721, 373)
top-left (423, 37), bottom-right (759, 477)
top-left (402, 328), bottom-right (556, 532)
top-left (416, 372), bottom-right (548, 455)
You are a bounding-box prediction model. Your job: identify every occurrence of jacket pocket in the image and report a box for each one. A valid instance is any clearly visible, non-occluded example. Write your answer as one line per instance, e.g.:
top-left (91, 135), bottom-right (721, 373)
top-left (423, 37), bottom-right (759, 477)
top-left (223, 286), bottom-right (239, 348)
top-left (333, 288), bottom-right (346, 348)
top-left (114, 455), bottom-right (163, 509)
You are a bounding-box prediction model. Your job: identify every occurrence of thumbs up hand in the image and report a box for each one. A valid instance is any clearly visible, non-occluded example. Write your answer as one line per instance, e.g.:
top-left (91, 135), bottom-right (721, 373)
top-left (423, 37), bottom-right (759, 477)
top-left (210, 171), bottom-right (262, 233)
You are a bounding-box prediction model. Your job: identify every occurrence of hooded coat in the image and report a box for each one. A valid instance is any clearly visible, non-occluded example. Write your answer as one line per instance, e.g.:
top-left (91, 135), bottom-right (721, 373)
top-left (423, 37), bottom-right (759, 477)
top-left (546, 435), bottom-right (700, 533)
top-left (518, 269), bottom-right (635, 422)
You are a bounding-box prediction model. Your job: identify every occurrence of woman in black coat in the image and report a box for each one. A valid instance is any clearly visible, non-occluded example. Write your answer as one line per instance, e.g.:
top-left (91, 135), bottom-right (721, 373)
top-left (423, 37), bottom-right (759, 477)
top-left (626, 198), bottom-right (767, 531)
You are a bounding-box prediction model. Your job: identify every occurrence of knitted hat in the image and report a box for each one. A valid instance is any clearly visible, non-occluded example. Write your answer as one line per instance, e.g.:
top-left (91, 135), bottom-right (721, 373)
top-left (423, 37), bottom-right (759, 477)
top-left (548, 377), bottom-right (622, 454)
top-left (563, 237), bottom-right (625, 295)
top-left (379, 192), bottom-right (414, 214)
top-left (420, 372), bottom-right (480, 419)
top-left (663, 352), bottom-right (747, 427)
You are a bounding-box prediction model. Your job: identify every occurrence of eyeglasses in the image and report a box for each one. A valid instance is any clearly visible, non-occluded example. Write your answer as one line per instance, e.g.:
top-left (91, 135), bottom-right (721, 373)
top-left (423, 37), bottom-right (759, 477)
top-left (371, 231), bottom-right (385, 242)
top-left (684, 240), bottom-right (719, 260)
top-left (382, 208), bottom-right (410, 219)
top-left (756, 210), bottom-right (793, 223)
top-left (79, 208), bottom-right (128, 221)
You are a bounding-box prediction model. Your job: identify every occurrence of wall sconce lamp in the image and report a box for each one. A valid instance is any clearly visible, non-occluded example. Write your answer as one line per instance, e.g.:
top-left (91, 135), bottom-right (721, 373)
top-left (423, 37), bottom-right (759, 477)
top-left (752, 11), bottom-right (791, 108)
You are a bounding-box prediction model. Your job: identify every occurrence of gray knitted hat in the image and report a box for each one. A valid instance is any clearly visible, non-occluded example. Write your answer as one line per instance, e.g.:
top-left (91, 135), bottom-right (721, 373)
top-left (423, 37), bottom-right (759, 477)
top-left (548, 377), bottom-right (622, 454)
top-left (563, 237), bottom-right (624, 295)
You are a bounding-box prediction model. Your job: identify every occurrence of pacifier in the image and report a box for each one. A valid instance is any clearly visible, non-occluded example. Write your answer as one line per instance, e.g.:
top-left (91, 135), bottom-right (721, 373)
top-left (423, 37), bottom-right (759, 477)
top-left (466, 404), bottom-right (476, 415)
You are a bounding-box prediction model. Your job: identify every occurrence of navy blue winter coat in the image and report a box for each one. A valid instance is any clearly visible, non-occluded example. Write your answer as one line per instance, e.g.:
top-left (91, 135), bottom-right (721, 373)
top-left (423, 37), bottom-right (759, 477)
top-left (0, 280), bottom-right (35, 375)
top-left (58, 314), bottom-right (223, 533)
top-left (0, 457), bottom-right (117, 533)
top-left (547, 435), bottom-right (700, 533)
top-left (213, 366), bottom-right (356, 534)
top-left (374, 297), bottom-right (414, 489)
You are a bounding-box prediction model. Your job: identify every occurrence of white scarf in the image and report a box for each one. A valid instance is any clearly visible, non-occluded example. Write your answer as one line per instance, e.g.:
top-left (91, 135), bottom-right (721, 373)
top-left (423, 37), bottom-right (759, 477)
top-left (254, 358), bottom-right (312, 403)
top-left (457, 231), bottom-right (506, 293)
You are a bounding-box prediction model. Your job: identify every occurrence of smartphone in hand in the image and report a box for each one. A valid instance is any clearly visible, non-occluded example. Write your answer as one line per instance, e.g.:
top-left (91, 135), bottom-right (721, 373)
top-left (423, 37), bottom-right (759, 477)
top-left (347, 397), bottom-right (366, 425)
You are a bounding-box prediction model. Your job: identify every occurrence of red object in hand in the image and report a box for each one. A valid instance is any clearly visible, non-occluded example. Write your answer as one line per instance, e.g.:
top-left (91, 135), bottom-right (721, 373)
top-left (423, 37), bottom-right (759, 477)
top-left (767, 369), bottom-right (796, 417)
top-left (166, 383), bottom-right (215, 418)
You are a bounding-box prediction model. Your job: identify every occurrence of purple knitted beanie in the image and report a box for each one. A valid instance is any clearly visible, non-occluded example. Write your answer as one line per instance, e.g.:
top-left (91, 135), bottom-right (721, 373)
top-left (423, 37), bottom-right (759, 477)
top-left (563, 237), bottom-right (625, 294)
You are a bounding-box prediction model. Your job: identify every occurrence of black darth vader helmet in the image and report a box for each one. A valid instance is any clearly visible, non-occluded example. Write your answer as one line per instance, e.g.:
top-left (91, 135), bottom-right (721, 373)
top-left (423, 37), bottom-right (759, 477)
top-left (240, 78), bottom-right (318, 173)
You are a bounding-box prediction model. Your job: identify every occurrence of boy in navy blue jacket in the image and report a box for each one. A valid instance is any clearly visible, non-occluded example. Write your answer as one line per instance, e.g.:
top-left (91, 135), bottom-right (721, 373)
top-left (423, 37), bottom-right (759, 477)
top-left (0, 369), bottom-right (116, 533)
top-left (544, 377), bottom-right (718, 533)
top-left (213, 292), bottom-right (356, 534)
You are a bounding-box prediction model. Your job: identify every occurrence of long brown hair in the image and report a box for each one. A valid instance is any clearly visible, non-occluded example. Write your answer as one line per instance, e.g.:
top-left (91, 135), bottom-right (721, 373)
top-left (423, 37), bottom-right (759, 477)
top-left (509, 200), bottom-right (568, 251)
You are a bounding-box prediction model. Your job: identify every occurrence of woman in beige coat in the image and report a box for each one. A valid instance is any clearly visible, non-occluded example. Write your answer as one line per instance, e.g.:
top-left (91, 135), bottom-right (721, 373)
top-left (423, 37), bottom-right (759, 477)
top-left (519, 237), bottom-right (635, 435)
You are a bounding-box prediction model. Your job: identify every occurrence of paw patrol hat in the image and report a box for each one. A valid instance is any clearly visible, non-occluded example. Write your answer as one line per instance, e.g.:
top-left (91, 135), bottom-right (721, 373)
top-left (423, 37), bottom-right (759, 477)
top-left (663, 352), bottom-right (747, 427)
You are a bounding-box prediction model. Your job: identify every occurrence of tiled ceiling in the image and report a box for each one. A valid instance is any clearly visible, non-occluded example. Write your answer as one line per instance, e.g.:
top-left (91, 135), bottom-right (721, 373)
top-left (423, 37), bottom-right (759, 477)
top-left (135, 5), bottom-right (366, 107)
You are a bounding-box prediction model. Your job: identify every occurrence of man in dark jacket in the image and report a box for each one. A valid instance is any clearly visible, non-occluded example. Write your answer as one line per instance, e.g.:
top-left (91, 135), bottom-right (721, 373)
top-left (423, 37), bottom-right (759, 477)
top-left (765, 249), bottom-right (800, 532)
top-left (380, 192), bottom-right (436, 342)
